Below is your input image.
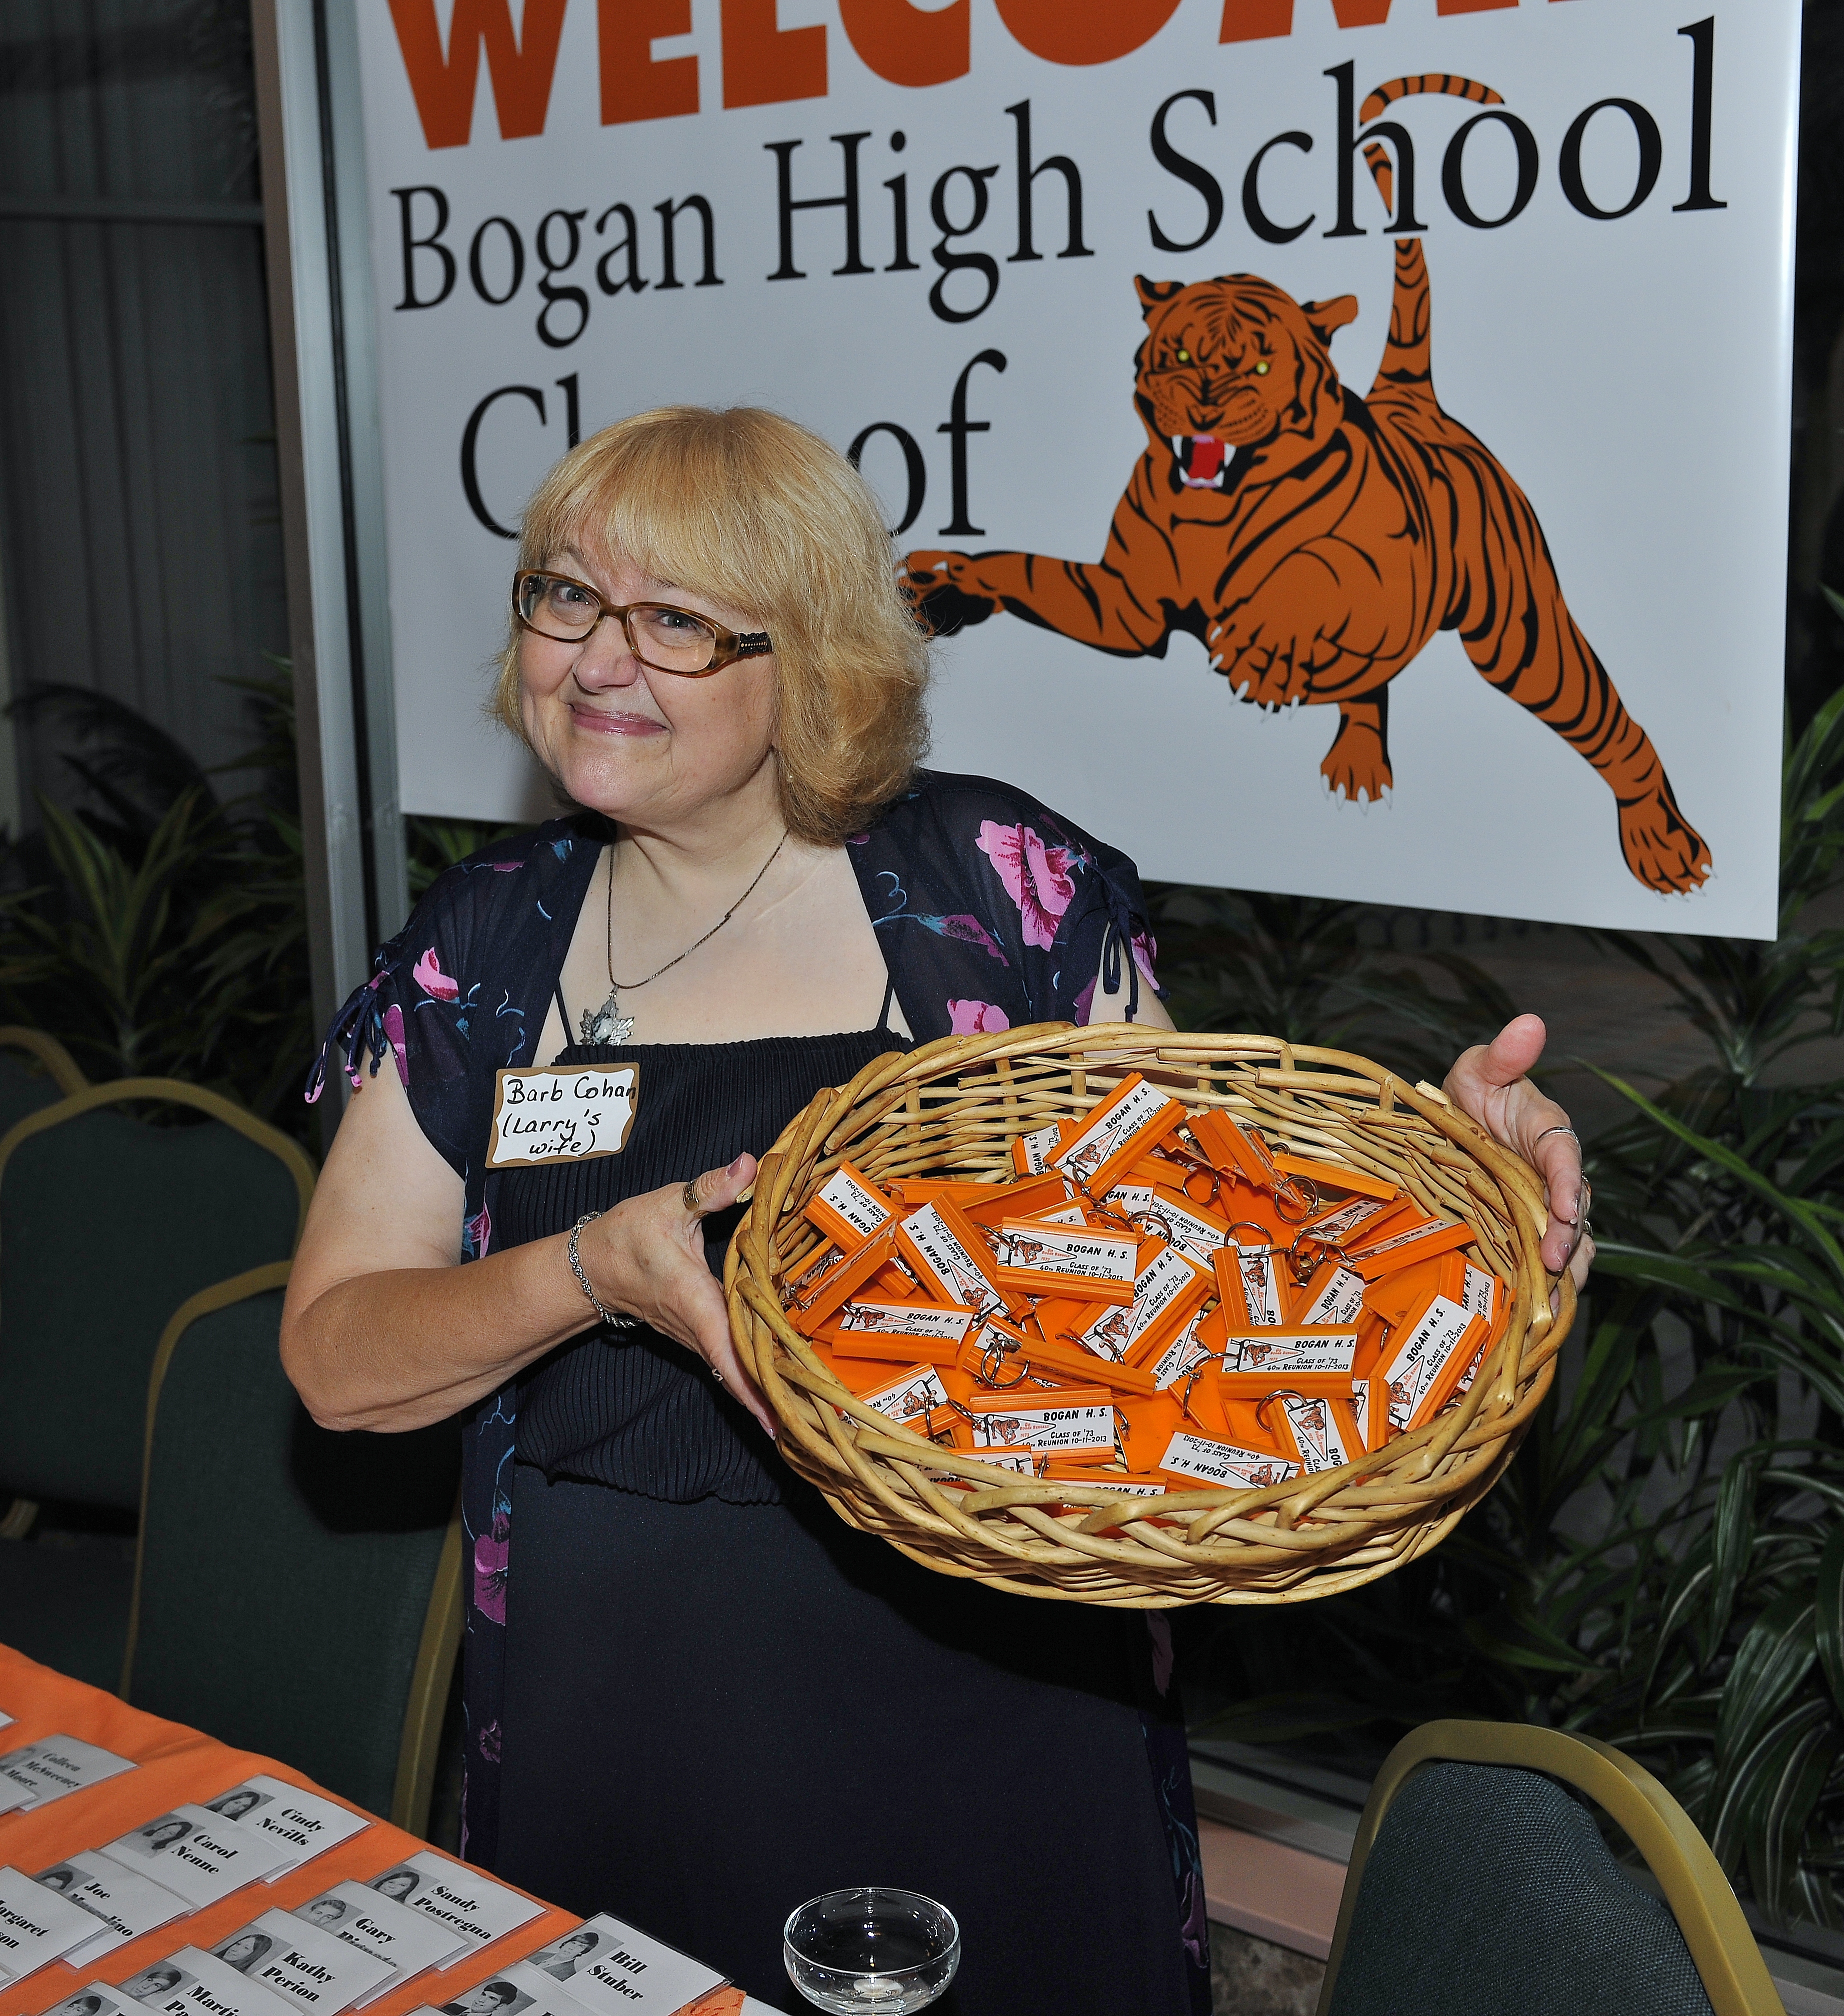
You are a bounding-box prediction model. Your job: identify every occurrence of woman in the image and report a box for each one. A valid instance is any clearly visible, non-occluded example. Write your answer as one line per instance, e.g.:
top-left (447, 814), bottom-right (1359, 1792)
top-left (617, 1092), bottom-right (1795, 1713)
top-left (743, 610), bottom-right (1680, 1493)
top-left (217, 1934), bottom-right (273, 1976)
top-left (284, 407), bottom-right (1592, 2016)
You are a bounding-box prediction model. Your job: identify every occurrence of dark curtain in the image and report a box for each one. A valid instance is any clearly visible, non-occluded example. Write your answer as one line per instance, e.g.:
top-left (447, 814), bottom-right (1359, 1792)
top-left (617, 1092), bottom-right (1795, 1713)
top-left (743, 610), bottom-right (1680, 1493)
top-left (0, 0), bottom-right (288, 817)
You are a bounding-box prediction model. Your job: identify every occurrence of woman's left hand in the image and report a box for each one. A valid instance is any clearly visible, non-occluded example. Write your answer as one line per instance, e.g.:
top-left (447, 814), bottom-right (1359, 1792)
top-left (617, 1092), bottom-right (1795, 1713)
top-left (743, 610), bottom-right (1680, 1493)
top-left (1442, 1014), bottom-right (1593, 1292)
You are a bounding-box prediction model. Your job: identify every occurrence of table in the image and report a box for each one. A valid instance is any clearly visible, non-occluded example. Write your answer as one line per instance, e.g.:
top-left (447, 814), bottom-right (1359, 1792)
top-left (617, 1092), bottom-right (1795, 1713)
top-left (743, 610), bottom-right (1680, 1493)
top-left (0, 1646), bottom-right (780, 2016)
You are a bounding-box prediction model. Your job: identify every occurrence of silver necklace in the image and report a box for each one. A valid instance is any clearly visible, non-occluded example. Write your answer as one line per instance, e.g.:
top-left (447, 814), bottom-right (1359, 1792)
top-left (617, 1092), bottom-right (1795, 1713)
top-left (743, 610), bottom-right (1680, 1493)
top-left (581, 831), bottom-right (789, 1044)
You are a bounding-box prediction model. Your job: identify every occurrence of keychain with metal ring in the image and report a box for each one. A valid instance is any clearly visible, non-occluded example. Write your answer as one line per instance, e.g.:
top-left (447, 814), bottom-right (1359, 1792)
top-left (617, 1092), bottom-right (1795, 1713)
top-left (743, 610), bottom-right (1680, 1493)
top-left (978, 1335), bottom-right (1032, 1390)
top-left (1227, 1220), bottom-right (1273, 1252)
top-left (1286, 1228), bottom-right (1347, 1288)
top-left (567, 1212), bottom-right (641, 1332)
top-left (1273, 1172), bottom-right (1319, 1224)
top-left (1177, 1352), bottom-right (1227, 1424)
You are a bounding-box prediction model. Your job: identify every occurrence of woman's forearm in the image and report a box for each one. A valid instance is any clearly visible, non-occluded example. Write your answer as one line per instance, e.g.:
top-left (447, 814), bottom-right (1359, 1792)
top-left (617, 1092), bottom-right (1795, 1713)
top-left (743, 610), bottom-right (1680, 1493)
top-left (281, 1230), bottom-right (591, 1433)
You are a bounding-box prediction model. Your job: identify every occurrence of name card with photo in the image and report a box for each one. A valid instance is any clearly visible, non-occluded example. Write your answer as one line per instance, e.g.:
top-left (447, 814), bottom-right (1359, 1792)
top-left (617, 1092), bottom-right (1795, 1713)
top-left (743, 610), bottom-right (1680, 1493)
top-left (119, 1946), bottom-right (294, 2016)
top-left (97, 1805), bottom-right (290, 1909)
top-left (0, 1864), bottom-right (109, 1983)
top-left (32, 1850), bottom-right (188, 1962)
top-left (201, 1778), bottom-right (371, 1878)
top-left (291, 1880), bottom-right (465, 1999)
top-left (0, 1737), bottom-right (134, 1811)
top-left (212, 1906), bottom-right (394, 2014)
top-left (362, 1854), bottom-right (542, 1962)
top-left (521, 1915), bottom-right (727, 2016)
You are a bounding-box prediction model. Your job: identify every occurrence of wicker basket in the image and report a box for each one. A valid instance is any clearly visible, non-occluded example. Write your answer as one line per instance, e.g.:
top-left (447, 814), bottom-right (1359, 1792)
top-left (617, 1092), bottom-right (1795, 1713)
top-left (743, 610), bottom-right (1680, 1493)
top-left (725, 1024), bottom-right (1572, 1608)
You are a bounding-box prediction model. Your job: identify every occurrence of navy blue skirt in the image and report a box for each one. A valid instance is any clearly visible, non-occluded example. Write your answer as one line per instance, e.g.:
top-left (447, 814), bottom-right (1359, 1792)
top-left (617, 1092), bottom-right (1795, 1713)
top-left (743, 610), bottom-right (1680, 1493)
top-left (493, 1466), bottom-right (1195, 2016)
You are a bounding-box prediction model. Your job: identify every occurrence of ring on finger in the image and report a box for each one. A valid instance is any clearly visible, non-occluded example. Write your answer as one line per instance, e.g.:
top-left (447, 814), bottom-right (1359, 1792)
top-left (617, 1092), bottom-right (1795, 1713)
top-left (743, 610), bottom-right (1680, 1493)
top-left (682, 1180), bottom-right (702, 1214)
top-left (711, 1364), bottom-right (725, 1386)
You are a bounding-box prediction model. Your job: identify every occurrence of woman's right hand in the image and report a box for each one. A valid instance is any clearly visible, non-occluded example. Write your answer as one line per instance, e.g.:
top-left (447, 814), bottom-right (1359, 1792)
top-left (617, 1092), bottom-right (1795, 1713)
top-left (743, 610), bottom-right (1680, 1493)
top-left (579, 1153), bottom-right (777, 1438)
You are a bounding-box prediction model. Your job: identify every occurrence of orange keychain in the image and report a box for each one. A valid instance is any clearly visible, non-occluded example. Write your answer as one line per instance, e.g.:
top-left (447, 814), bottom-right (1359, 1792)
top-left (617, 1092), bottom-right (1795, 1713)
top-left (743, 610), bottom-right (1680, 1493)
top-left (1294, 1261), bottom-right (1368, 1326)
top-left (1263, 1390), bottom-right (1367, 1475)
top-left (789, 1228), bottom-right (916, 1336)
top-left (991, 1220), bottom-right (1141, 1305)
top-left (1216, 1327), bottom-right (1361, 1376)
top-left (1271, 1153), bottom-right (1398, 1203)
top-left (1067, 1238), bottom-right (1213, 1366)
top-left (1012, 1116), bottom-right (1078, 1176)
top-left (1213, 1236), bottom-right (1291, 1329)
top-left (961, 1173), bottom-right (1072, 1228)
top-left (821, 1300), bottom-right (977, 1366)
top-left (1141, 1303), bottom-right (1218, 1391)
top-left (1301, 1192), bottom-right (1412, 1248)
top-left (895, 1200), bottom-right (1019, 1319)
top-left (1363, 1249), bottom-right (1467, 1328)
top-left (1105, 1182), bottom-right (1231, 1269)
top-left (958, 1318), bottom-right (1157, 1398)
top-left (1051, 1074), bottom-right (1188, 1199)
top-left (886, 1176), bottom-right (1005, 1208)
top-left (1158, 1427), bottom-right (1300, 1491)
top-left (963, 1386), bottom-right (1118, 1462)
top-left (1380, 1294), bottom-right (1489, 1433)
top-left (803, 1158), bottom-right (898, 1252)
top-left (1453, 1262), bottom-right (1512, 1396)
top-left (841, 1363), bottom-right (953, 1427)
top-left (1347, 1215), bottom-right (1475, 1280)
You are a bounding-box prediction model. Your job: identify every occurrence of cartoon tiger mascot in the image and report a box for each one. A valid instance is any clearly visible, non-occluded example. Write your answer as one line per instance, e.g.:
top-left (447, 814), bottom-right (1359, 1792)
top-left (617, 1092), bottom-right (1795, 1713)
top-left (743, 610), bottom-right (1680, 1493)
top-left (904, 75), bottom-right (1711, 895)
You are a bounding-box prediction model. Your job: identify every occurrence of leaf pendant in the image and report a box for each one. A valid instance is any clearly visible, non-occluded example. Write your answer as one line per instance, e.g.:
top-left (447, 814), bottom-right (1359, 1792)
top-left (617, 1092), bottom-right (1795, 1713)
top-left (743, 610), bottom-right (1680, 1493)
top-left (581, 992), bottom-right (634, 1046)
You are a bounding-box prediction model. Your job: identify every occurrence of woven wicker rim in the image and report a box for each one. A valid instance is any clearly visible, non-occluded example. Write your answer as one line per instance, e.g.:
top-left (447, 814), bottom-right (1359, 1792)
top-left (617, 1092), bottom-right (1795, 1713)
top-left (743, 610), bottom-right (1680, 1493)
top-left (725, 1024), bottom-right (1571, 1608)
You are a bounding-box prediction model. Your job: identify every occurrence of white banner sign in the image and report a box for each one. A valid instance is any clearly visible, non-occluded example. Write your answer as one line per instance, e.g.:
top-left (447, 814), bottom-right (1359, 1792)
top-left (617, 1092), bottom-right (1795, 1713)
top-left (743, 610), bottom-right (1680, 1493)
top-left (351, 0), bottom-right (1797, 936)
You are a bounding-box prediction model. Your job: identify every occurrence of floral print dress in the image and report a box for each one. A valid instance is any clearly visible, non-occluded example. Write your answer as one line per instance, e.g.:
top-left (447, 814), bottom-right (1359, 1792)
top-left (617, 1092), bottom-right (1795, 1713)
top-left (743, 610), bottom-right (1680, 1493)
top-left (310, 770), bottom-right (1207, 2012)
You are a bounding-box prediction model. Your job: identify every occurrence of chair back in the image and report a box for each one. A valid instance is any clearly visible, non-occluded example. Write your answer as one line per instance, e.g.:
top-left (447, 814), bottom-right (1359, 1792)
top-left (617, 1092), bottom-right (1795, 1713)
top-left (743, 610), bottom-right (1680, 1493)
top-left (123, 1267), bottom-right (462, 1833)
top-left (0, 1080), bottom-right (314, 1510)
top-left (1320, 1721), bottom-right (1784, 2016)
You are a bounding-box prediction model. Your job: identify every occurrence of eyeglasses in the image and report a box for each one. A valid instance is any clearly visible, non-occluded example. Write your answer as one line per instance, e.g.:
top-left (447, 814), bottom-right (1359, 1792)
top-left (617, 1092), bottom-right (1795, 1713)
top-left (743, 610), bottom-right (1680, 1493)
top-left (512, 570), bottom-right (773, 676)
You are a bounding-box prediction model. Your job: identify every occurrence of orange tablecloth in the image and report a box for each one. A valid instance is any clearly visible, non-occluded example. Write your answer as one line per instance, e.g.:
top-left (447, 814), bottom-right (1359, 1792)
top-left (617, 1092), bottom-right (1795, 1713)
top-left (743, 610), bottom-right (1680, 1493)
top-left (0, 1643), bottom-right (579, 2016)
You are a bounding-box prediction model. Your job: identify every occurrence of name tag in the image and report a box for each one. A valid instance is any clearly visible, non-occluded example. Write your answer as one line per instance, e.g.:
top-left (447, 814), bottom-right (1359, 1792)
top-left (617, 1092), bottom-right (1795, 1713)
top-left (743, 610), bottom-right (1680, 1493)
top-left (487, 1064), bottom-right (640, 1168)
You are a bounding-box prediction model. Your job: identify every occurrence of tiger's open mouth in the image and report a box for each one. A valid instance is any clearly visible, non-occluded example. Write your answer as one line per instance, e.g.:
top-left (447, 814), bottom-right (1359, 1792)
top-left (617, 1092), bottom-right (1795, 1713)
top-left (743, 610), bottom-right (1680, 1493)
top-left (1173, 434), bottom-right (1233, 490)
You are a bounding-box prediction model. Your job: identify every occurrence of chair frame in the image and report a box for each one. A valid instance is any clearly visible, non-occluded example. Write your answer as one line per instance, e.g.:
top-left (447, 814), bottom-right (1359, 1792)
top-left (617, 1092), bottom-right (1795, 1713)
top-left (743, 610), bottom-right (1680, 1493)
top-left (0, 1078), bottom-right (316, 1538)
top-left (0, 1027), bottom-right (88, 1098)
top-left (0, 1078), bottom-right (316, 1242)
top-left (1316, 1720), bottom-right (1786, 2016)
top-left (121, 1264), bottom-right (464, 1841)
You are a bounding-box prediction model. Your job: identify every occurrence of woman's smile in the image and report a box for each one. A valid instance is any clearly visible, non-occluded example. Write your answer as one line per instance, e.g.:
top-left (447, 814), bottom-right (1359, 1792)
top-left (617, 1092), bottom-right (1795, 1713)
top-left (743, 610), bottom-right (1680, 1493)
top-left (567, 701), bottom-right (666, 737)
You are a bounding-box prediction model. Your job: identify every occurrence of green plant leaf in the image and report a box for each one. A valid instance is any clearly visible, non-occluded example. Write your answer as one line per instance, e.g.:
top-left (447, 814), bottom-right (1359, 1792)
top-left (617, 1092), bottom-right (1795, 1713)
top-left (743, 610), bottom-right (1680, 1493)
top-left (1817, 1524), bottom-right (1844, 1720)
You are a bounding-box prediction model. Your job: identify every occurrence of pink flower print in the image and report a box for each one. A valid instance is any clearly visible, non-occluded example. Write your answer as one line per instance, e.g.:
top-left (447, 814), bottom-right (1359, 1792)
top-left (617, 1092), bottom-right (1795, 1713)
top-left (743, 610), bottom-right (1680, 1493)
top-left (473, 1522), bottom-right (509, 1625)
top-left (977, 822), bottom-right (1076, 950)
top-left (948, 1000), bottom-right (1010, 1035)
top-left (381, 1004), bottom-right (409, 1086)
top-left (1072, 976), bottom-right (1098, 1027)
top-left (413, 947), bottom-right (459, 1000)
top-left (1132, 930), bottom-right (1159, 983)
top-left (932, 914), bottom-right (1008, 964)
top-left (464, 1206), bottom-right (492, 1259)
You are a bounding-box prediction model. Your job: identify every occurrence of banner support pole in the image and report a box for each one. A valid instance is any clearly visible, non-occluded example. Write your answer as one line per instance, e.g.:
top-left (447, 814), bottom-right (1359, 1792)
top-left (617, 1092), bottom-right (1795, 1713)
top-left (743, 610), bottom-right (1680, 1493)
top-left (252, 0), bottom-right (408, 1112)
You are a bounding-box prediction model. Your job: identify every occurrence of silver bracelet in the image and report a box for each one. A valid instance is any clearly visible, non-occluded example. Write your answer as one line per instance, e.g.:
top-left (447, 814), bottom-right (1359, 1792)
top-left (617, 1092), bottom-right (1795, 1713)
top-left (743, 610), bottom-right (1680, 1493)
top-left (567, 1212), bottom-right (640, 1332)
top-left (1532, 1125), bottom-right (1580, 1150)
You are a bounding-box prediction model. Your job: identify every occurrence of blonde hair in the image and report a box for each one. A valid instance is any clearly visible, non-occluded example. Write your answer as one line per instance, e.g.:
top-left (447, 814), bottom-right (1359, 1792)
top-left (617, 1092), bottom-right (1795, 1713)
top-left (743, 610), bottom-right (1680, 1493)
top-left (495, 406), bottom-right (931, 844)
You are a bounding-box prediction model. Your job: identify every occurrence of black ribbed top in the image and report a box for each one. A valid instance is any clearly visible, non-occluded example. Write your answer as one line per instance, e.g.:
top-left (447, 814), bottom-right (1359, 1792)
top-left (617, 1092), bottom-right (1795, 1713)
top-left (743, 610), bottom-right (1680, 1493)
top-left (497, 1030), bottom-right (908, 1502)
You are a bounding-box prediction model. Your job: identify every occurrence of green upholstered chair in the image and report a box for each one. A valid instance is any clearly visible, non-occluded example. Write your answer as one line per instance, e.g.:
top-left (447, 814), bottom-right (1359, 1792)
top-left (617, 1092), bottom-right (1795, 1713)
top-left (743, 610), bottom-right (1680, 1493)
top-left (1318, 1720), bottom-right (1785, 2016)
top-left (122, 1267), bottom-right (463, 1834)
top-left (0, 1080), bottom-right (314, 1687)
top-left (0, 1031), bottom-right (87, 1543)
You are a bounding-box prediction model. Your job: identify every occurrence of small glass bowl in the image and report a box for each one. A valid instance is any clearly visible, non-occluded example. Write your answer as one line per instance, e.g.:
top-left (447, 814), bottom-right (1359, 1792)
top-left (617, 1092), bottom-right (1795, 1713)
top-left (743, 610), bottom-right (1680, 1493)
top-left (782, 1887), bottom-right (960, 2012)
